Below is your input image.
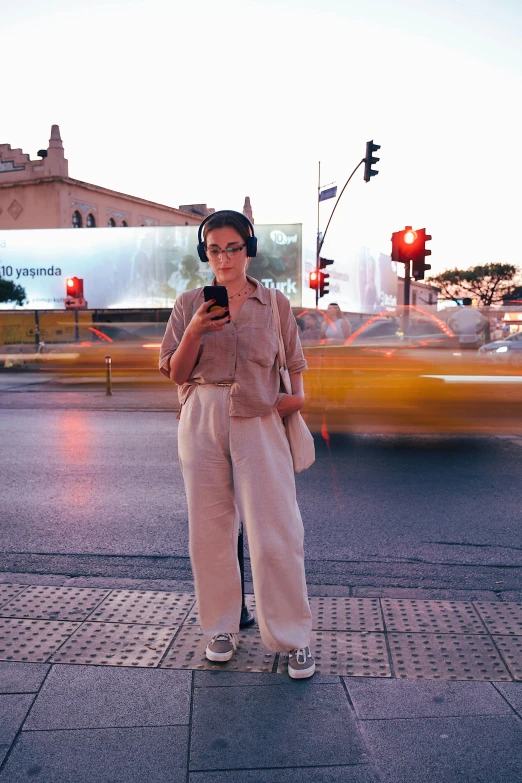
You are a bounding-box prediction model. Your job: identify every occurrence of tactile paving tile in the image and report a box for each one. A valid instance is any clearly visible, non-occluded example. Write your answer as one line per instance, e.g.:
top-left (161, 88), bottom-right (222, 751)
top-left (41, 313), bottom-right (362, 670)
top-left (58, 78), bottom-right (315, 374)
top-left (492, 636), bottom-right (522, 680)
top-left (389, 633), bottom-right (512, 681)
top-left (278, 631), bottom-right (391, 678)
top-left (474, 602), bottom-right (522, 636)
top-left (0, 585), bottom-right (110, 621)
top-left (311, 597), bottom-right (383, 631)
top-left (89, 590), bottom-right (195, 625)
top-left (49, 622), bottom-right (179, 667)
top-left (0, 584), bottom-right (29, 610)
top-left (0, 618), bottom-right (81, 662)
top-left (161, 624), bottom-right (274, 672)
top-left (185, 594), bottom-right (256, 626)
top-left (382, 599), bottom-right (487, 634)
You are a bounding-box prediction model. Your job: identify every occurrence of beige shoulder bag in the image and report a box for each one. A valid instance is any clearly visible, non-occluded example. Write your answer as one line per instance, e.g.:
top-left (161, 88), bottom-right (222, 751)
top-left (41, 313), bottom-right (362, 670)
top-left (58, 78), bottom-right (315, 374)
top-left (270, 288), bottom-right (315, 473)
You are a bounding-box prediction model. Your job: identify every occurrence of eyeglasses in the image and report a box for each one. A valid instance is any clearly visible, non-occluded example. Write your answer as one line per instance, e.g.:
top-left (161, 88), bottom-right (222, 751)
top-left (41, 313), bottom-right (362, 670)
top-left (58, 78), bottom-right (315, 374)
top-left (205, 244), bottom-right (246, 260)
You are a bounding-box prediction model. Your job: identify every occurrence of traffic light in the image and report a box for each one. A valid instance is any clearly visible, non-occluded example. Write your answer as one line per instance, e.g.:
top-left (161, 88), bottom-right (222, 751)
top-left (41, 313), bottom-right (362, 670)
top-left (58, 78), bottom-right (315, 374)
top-left (391, 227), bottom-right (432, 279)
top-left (309, 270), bottom-right (319, 291)
top-left (391, 227), bottom-right (412, 263)
top-left (319, 271), bottom-right (330, 297)
top-left (411, 229), bottom-right (432, 280)
top-left (66, 276), bottom-right (83, 298)
top-left (363, 140), bottom-right (380, 183)
top-left (319, 257), bottom-right (334, 270)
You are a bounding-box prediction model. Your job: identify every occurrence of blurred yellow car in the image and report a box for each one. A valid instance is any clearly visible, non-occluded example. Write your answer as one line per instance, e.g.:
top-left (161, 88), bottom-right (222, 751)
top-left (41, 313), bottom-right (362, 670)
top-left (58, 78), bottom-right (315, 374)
top-left (302, 309), bottom-right (522, 435)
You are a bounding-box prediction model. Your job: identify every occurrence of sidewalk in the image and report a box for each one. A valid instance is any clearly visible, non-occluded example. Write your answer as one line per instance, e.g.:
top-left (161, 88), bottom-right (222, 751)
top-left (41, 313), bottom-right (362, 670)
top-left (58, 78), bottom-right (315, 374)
top-left (1, 576), bottom-right (521, 782)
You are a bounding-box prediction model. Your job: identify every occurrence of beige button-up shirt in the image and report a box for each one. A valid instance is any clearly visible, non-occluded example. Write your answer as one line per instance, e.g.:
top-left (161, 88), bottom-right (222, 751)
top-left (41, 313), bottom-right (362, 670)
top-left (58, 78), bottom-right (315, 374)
top-left (159, 276), bottom-right (307, 417)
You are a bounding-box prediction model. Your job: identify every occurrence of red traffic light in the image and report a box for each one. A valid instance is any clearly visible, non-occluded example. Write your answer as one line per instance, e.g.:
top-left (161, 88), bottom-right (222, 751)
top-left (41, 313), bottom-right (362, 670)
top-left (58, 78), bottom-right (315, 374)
top-left (65, 276), bottom-right (84, 298)
top-left (391, 227), bottom-right (432, 280)
top-left (309, 270), bottom-right (319, 291)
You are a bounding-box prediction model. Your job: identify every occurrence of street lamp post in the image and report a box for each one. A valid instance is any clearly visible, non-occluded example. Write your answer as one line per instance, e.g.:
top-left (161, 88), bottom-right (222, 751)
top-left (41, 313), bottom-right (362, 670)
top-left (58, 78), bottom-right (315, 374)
top-left (315, 141), bottom-right (380, 308)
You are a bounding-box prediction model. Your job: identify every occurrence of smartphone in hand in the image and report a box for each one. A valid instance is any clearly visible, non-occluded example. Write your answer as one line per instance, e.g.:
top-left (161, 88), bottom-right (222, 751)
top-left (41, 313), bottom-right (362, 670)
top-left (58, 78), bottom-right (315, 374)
top-left (204, 286), bottom-right (229, 321)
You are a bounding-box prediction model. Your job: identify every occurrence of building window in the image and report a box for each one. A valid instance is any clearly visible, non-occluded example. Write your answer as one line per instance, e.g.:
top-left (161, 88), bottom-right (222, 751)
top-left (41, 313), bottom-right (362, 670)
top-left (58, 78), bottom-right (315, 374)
top-left (108, 218), bottom-right (116, 227)
top-left (72, 210), bottom-right (82, 228)
top-left (121, 220), bottom-right (128, 227)
top-left (86, 213), bottom-right (96, 228)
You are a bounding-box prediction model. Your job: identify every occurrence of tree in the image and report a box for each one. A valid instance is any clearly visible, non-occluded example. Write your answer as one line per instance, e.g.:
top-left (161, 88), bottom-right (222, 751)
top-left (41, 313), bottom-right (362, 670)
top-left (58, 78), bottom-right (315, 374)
top-left (0, 278), bottom-right (27, 306)
top-left (428, 263), bottom-right (520, 307)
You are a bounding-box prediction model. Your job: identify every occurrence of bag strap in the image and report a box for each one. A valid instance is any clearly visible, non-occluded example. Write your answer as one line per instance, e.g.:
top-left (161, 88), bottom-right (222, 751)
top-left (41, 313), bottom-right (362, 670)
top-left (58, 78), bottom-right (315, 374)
top-left (270, 288), bottom-right (287, 370)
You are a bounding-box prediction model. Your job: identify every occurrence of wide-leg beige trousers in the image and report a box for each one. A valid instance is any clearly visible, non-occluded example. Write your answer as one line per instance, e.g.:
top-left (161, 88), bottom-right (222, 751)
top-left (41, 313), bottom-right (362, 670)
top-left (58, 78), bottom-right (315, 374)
top-left (178, 384), bottom-right (312, 652)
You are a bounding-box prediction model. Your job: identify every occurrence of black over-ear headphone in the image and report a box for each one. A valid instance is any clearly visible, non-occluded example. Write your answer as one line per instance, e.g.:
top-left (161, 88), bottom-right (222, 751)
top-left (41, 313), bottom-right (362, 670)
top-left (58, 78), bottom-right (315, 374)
top-left (197, 210), bottom-right (258, 263)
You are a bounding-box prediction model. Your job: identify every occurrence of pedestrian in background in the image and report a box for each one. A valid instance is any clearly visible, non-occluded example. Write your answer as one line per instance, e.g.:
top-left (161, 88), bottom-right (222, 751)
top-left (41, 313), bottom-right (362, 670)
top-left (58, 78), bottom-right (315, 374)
top-left (321, 303), bottom-right (352, 344)
top-left (299, 312), bottom-right (322, 344)
top-left (448, 298), bottom-right (488, 349)
top-left (159, 210), bottom-right (315, 679)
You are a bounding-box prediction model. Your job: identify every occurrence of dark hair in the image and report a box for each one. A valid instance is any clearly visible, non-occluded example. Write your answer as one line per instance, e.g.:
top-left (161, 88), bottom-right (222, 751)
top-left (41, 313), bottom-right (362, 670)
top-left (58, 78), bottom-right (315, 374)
top-left (202, 210), bottom-right (252, 246)
top-left (462, 297), bottom-right (472, 306)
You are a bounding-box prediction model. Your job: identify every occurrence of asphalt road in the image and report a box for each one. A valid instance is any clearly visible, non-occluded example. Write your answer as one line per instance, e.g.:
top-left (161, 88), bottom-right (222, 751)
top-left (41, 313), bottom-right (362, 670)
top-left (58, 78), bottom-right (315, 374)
top-left (1, 379), bottom-right (521, 598)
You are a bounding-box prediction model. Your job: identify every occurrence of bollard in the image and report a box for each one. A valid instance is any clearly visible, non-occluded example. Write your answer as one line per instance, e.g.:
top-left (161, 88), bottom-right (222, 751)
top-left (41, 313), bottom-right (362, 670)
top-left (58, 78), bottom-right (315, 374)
top-left (105, 355), bottom-right (112, 396)
top-left (238, 521), bottom-right (255, 628)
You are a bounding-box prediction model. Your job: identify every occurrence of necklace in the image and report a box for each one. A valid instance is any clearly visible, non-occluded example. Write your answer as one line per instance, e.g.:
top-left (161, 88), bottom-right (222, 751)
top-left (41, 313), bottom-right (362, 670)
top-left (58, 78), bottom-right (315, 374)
top-left (228, 282), bottom-right (254, 300)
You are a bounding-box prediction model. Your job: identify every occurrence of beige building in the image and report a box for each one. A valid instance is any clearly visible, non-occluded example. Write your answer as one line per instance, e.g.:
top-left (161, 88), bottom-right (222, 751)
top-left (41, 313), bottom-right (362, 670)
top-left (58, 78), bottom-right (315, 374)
top-left (397, 278), bottom-right (439, 312)
top-left (0, 125), bottom-right (214, 230)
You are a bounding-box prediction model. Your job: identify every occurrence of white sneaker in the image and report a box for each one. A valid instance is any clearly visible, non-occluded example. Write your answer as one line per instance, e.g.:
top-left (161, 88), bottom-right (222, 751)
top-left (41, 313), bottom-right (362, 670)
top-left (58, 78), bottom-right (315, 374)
top-left (288, 647), bottom-right (316, 679)
top-left (205, 633), bottom-right (238, 662)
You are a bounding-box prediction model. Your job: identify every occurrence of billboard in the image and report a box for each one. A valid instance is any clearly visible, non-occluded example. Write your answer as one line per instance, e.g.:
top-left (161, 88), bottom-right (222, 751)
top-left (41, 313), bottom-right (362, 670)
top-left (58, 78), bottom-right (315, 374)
top-left (304, 244), bottom-right (398, 314)
top-left (0, 223), bottom-right (302, 309)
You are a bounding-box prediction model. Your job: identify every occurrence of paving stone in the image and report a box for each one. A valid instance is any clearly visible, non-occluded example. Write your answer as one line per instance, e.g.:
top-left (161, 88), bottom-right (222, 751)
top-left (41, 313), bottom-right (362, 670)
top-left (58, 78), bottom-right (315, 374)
top-left (49, 621), bottom-right (178, 667)
top-left (307, 584), bottom-right (352, 597)
top-left (311, 597), bottom-right (383, 631)
top-left (278, 631), bottom-right (391, 678)
top-left (189, 681), bottom-right (368, 770)
top-left (63, 577), bottom-right (197, 593)
top-left (0, 726), bottom-right (189, 783)
top-left (23, 664), bottom-right (191, 729)
top-left (363, 715), bottom-right (522, 783)
top-left (161, 624), bottom-right (275, 673)
top-left (354, 588), bottom-right (499, 601)
top-left (193, 671), bottom-right (339, 687)
top-left (382, 599), bottom-right (487, 634)
top-left (345, 678), bottom-right (513, 718)
top-left (189, 767), bottom-right (378, 783)
top-left (0, 585), bottom-right (29, 610)
top-left (89, 589), bottom-right (195, 625)
top-left (0, 574), bottom-right (65, 586)
top-left (0, 585), bottom-right (110, 621)
top-left (0, 619), bottom-right (81, 662)
top-left (502, 592), bottom-right (522, 603)
top-left (0, 694), bottom-right (35, 765)
top-left (389, 632), bottom-right (512, 681)
top-left (0, 662), bottom-right (50, 693)
top-left (474, 602), bottom-right (522, 635)
top-left (492, 635), bottom-right (522, 680)
top-left (494, 682), bottom-right (522, 715)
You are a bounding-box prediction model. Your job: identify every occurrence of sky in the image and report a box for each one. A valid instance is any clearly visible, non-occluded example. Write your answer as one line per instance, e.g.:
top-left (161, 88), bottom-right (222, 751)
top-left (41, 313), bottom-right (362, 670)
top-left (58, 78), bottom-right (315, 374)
top-left (2, 0), bottom-right (522, 279)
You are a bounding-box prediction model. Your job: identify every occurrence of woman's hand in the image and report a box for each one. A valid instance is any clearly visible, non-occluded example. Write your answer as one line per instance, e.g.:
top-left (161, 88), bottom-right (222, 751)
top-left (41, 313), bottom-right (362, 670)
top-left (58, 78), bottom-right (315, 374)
top-left (187, 300), bottom-right (230, 337)
top-left (276, 393), bottom-right (305, 418)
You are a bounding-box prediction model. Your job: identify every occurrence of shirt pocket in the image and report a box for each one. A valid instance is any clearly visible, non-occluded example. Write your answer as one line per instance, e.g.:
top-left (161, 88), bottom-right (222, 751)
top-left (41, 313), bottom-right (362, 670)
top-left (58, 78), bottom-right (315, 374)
top-left (247, 325), bottom-right (279, 368)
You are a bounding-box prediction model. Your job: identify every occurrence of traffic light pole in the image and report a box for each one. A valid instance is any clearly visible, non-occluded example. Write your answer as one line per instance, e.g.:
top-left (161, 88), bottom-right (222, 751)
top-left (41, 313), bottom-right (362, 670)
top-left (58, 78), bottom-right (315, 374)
top-left (403, 262), bottom-right (411, 307)
top-left (403, 260), bottom-right (411, 332)
top-left (316, 162), bottom-right (321, 309)
top-left (317, 159), bottom-right (364, 259)
top-left (315, 158), bottom-right (365, 309)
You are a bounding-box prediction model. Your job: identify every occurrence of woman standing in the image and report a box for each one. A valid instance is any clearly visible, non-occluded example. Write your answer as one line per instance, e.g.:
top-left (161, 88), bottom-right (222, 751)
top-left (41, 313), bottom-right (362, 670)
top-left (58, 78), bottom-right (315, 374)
top-left (321, 303), bottom-right (352, 344)
top-left (159, 210), bottom-right (315, 679)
